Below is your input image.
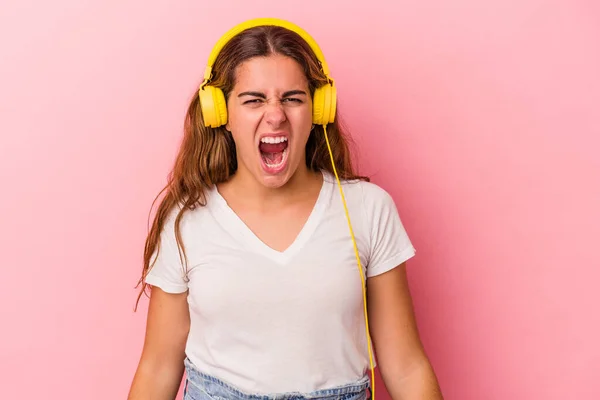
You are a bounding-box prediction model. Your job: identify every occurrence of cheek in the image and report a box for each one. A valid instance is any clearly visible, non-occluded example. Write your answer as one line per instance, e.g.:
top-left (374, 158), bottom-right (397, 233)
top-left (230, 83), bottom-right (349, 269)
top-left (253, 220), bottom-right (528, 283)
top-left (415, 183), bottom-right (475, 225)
top-left (227, 107), bottom-right (258, 147)
top-left (226, 104), bottom-right (246, 131)
top-left (230, 130), bottom-right (255, 154)
top-left (288, 106), bottom-right (313, 130)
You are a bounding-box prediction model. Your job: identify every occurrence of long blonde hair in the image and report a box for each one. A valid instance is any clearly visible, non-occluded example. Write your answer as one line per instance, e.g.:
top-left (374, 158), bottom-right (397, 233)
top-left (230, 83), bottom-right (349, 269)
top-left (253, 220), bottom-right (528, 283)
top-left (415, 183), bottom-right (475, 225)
top-left (135, 25), bottom-right (369, 308)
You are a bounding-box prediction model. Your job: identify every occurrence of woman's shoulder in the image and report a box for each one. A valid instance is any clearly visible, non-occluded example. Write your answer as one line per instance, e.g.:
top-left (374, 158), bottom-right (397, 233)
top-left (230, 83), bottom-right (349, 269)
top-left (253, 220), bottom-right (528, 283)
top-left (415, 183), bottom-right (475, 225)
top-left (159, 186), bottom-right (220, 233)
top-left (322, 170), bottom-right (397, 210)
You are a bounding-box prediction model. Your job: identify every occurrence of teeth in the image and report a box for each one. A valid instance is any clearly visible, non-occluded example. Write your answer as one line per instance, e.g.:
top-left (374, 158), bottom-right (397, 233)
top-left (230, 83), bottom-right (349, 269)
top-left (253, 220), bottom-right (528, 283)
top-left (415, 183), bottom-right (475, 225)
top-left (260, 136), bottom-right (288, 144)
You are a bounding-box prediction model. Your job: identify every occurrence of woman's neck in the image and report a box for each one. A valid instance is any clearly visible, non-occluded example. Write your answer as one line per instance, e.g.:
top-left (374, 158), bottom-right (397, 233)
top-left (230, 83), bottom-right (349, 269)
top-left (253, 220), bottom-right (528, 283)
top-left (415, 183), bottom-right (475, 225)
top-left (218, 165), bottom-right (323, 210)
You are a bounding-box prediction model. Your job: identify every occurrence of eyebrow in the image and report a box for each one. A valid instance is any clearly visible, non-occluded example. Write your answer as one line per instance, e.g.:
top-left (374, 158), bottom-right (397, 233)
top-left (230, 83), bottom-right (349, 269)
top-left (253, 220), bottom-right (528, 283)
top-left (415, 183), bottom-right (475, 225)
top-left (237, 90), bottom-right (307, 98)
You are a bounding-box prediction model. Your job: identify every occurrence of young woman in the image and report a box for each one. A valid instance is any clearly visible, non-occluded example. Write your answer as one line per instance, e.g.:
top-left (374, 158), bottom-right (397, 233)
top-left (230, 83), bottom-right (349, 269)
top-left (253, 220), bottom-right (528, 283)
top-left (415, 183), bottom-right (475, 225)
top-left (128, 18), bottom-right (442, 400)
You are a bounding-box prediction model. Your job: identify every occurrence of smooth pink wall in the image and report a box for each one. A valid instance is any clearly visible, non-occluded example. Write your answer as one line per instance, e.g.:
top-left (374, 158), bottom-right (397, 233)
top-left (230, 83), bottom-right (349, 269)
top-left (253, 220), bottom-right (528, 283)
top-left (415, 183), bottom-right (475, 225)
top-left (1, 1), bottom-right (598, 399)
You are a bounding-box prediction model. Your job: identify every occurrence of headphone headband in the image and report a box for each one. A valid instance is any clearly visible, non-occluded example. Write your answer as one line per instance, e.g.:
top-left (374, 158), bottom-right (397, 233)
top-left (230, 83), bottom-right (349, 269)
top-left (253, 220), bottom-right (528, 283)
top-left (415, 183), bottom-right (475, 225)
top-left (201, 17), bottom-right (333, 86)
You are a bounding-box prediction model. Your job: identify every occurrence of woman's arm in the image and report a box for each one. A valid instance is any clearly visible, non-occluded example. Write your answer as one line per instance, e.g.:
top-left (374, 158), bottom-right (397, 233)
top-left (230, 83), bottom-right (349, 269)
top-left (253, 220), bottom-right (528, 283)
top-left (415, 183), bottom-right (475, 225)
top-left (128, 287), bottom-right (190, 400)
top-left (367, 263), bottom-right (443, 399)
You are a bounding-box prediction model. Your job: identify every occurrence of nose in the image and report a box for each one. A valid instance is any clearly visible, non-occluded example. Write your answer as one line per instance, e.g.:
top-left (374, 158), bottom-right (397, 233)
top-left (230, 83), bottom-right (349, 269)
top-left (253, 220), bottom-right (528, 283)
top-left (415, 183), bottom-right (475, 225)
top-left (264, 99), bottom-right (287, 126)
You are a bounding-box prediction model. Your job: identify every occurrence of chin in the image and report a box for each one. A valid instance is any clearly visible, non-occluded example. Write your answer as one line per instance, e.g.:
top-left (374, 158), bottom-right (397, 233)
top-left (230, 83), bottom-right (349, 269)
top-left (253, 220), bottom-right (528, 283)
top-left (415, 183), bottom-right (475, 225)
top-left (256, 169), bottom-right (294, 189)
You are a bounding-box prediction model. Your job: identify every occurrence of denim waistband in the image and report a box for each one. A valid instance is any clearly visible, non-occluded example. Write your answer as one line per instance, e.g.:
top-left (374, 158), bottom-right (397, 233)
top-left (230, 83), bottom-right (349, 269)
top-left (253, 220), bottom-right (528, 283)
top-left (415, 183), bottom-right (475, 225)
top-left (183, 357), bottom-right (371, 400)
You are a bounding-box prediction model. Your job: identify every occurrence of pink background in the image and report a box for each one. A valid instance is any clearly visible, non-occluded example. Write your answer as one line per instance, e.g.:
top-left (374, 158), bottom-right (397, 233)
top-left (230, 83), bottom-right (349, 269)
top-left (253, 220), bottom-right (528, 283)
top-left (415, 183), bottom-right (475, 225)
top-left (1, 1), bottom-right (599, 399)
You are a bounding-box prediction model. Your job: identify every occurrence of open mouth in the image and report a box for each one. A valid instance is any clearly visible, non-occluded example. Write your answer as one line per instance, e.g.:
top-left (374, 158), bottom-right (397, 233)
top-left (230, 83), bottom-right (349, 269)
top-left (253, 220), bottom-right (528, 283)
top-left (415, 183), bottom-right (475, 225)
top-left (258, 136), bottom-right (289, 173)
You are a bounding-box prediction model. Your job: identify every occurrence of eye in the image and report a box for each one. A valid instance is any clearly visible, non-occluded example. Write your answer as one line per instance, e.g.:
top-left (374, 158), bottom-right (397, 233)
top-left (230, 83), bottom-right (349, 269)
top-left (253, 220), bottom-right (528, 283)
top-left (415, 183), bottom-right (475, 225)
top-left (282, 98), bottom-right (303, 104)
top-left (243, 99), bottom-right (262, 105)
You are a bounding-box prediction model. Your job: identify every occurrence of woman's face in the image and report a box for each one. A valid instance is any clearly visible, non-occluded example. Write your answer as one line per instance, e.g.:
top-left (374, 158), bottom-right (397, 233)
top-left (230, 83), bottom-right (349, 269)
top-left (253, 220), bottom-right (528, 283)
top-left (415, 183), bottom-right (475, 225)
top-left (225, 53), bottom-right (313, 189)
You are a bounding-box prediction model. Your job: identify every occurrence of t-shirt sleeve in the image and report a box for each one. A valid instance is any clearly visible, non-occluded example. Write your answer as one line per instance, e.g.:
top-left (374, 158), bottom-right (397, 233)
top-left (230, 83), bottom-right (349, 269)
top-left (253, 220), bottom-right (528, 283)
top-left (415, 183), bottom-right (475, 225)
top-left (363, 183), bottom-right (416, 278)
top-left (144, 212), bottom-right (189, 294)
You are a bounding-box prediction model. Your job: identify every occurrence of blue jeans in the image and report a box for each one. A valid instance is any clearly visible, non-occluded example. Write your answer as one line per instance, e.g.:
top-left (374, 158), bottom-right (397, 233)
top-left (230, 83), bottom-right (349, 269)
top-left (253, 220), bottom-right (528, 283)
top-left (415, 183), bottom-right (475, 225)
top-left (183, 358), bottom-right (371, 400)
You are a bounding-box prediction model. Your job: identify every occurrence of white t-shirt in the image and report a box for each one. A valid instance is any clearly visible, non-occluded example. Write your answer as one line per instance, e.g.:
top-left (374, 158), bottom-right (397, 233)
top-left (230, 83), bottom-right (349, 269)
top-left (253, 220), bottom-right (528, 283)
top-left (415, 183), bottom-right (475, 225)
top-left (144, 170), bottom-right (416, 394)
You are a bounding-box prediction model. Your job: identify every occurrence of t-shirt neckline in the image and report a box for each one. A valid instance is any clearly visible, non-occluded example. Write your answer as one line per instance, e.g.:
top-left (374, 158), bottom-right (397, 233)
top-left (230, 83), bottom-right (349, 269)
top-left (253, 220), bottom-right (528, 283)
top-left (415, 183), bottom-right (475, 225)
top-left (208, 170), bottom-right (332, 264)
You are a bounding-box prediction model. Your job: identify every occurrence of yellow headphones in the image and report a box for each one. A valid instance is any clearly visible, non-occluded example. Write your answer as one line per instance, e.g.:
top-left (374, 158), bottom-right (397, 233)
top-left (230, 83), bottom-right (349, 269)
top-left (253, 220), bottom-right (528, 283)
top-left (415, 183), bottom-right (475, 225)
top-left (198, 17), bottom-right (336, 128)
top-left (198, 17), bottom-right (376, 399)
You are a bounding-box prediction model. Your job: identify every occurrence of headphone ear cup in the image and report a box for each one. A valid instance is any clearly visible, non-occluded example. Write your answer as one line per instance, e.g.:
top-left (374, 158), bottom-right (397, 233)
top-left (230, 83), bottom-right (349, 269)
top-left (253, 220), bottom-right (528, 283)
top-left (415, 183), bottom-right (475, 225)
top-left (312, 85), bottom-right (325, 126)
top-left (199, 85), bottom-right (228, 127)
top-left (312, 84), bottom-right (336, 126)
top-left (327, 84), bottom-right (337, 124)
